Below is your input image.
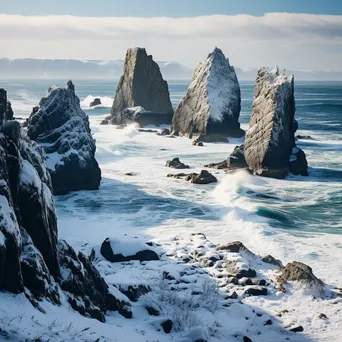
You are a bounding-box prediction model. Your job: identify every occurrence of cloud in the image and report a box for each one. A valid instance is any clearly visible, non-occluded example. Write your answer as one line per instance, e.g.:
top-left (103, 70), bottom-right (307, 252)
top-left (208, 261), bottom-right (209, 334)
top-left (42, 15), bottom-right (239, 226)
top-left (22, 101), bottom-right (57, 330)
top-left (1, 13), bottom-right (342, 70)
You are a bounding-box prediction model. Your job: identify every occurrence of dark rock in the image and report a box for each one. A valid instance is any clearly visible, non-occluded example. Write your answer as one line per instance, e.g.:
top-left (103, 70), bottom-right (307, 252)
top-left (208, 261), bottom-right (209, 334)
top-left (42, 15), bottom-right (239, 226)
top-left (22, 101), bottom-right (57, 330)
top-left (289, 325), bottom-right (304, 333)
top-left (138, 128), bottom-right (158, 133)
top-left (227, 277), bottom-right (239, 285)
top-left (253, 279), bottom-right (267, 286)
top-left (100, 119), bottom-right (109, 125)
top-left (239, 277), bottom-right (253, 286)
top-left (243, 337), bottom-right (253, 342)
top-left (100, 238), bottom-right (159, 262)
top-left (216, 241), bottom-right (253, 254)
top-left (204, 161), bottom-right (227, 169)
top-left (125, 172), bottom-right (138, 176)
top-left (244, 67), bottom-right (308, 178)
top-left (296, 135), bottom-right (314, 140)
top-left (26, 81), bottom-right (101, 195)
top-left (264, 319), bottom-right (273, 326)
top-left (89, 98), bottom-right (102, 107)
top-left (289, 147), bottom-right (309, 176)
top-left (110, 47), bottom-right (173, 126)
top-left (229, 291), bottom-right (238, 299)
top-left (235, 269), bottom-right (257, 279)
top-left (171, 48), bottom-right (244, 140)
top-left (192, 138), bottom-right (204, 146)
top-left (146, 306), bottom-right (160, 316)
top-left (0, 89), bottom-right (14, 125)
top-left (167, 172), bottom-right (191, 179)
top-left (278, 261), bottom-right (324, 289)
top-left (190, 170), bottom-right (217, 184)
top-left (166, 158), bottom-right (189, 169)
top-left (228, 145), bottom-right (247, 170)
top-left (244, 287), bottom-right (268, 296)
top-left (161, 319), bottom-right (173, 333)
top-left (119, 284), bottom-right (150, 302)
top-left (261, 255), bottom-right (283, 268)
top-left (118, 305), bottom-right (133, 319)
top-left (158, 128), bottom-right (170, 136)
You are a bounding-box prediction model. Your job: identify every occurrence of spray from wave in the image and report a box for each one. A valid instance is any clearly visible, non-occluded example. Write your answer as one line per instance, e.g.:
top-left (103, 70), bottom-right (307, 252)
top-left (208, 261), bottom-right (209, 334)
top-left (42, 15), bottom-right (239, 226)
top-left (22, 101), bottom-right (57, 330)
top-left (10, 89), bottom-right (40, 117)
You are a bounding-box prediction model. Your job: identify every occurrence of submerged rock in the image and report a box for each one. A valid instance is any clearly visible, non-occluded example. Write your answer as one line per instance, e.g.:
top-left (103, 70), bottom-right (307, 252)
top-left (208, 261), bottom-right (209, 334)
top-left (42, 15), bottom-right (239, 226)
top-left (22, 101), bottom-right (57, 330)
top-left (171, 47), bottom-right (244, 140)
top-left (110, 48), bottom-right (173, 126)
top-left (27, 80), bottom-right (101, 195)
top-left (90, 97), bottom-right (102, 107)
top-left (244, 67), bottom-right (308, 178)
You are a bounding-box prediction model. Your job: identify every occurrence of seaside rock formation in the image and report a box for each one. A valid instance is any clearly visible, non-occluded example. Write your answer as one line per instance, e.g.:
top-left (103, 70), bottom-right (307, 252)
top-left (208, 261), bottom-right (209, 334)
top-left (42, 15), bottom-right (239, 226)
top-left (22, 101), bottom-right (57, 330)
top-left (27, 80), bottom-right (101, 194)
top-left (0, 89), bottom-right (13, 124)
top-left (228, 145), bottom-right (247, 170)
top-left (90, 97), bottom-right (101, 107)
top-left (109, 48), bottom-right (173, 126)
top-left (244, 67), bottom-right (308, 178)
top-left (166, 158), bottom-right (189, 169)
top-left (171, 48), bottom-right (244, 140)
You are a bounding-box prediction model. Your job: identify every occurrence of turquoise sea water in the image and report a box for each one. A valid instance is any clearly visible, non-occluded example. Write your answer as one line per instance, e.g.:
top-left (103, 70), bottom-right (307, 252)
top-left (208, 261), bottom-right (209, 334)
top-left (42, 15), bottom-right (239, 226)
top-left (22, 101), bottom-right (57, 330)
top-left (2, 79), bottom-right (342, 235)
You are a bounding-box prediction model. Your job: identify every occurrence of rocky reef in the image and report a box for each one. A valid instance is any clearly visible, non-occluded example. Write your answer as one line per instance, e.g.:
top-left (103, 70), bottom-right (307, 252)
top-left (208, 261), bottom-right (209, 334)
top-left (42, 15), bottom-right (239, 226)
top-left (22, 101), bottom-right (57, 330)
top-left (107, 48), bottom-right (173, 126)
top-left (171, 48), bottom-right (244, 141)
top-left (26, 81), bottom-right (101, 194)
top-left (235, 67), bottom-right (308, 178)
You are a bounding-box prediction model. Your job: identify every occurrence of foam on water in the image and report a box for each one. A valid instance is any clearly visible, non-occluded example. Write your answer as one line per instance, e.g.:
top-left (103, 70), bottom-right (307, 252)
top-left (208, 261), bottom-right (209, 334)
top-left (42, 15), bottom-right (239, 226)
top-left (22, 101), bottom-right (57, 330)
top-left (80, 95), bottom-right (113, 108)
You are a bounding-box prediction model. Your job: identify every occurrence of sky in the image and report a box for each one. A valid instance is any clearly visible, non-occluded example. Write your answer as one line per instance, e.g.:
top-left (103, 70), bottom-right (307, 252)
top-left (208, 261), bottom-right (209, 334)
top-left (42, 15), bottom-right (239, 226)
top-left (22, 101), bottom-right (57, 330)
top-left (1, 0), bottom-right (342, 71)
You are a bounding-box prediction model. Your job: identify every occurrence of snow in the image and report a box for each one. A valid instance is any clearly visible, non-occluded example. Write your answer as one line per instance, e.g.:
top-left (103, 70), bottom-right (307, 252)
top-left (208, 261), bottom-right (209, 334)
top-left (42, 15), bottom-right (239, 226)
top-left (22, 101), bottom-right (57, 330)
top-left (104, 237), bottom-right (156, 257)
top-left (0, 195), bottom-right (21, 241)
top-left (0, 231), bottom-right (5, 246)
top-left (20, 159), bottom-right (42, 191)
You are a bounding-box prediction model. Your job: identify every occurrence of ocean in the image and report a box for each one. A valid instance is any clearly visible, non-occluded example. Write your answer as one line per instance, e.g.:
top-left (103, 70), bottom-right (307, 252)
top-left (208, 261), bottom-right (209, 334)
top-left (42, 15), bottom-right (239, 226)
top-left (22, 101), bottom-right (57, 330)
top-left (2, 78), bottom-right (342, 288)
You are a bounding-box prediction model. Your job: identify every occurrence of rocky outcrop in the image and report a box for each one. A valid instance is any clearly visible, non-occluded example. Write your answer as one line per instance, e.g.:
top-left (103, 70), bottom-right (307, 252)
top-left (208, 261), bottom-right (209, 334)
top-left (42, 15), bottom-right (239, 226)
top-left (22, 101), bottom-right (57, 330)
top-left (244, 67), bottom-right (308, 178)
top-left (109, 48), bottom-right (173, 126)
top-left (228, 145), bottom-right (247, 170)
top-left (90, 98), bottom-right (101, 107)
top-left (166, 158), bottom-right (189, 169)
top-left (0, 89), bottom-right (13, 124)
top-left (27, 81), bottom-right (101, 194)
top-left (167, 170), bottom-right (217, 184)
top-left (171, 48), bottom-right (244, 140)
top-left (0, 103), bottom-right (128, 322)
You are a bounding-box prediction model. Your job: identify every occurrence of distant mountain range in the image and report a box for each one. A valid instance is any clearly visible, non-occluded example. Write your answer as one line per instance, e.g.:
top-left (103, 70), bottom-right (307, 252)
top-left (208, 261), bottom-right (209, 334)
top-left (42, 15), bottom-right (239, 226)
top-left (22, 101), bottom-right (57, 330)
top-left (0, 58), bottom-right (341, 81)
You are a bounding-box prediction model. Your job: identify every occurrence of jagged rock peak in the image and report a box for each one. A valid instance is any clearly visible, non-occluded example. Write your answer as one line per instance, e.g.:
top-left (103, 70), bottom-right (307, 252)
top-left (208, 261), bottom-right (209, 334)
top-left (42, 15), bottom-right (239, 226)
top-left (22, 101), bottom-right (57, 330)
top-left (171, 47), bottom-right (243, 140)
top-left (244, 67), bottom-right (308, 178)
top-left (0, 88), bottom-right (14, 124)
top-left (109, 47), bottom-right (173, 126)
top-left (27, 81), bottom-right (101, 195)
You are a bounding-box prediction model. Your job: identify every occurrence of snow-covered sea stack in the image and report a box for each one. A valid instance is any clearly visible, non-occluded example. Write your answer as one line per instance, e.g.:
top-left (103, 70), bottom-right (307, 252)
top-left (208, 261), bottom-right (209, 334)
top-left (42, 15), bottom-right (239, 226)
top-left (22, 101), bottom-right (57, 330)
top-left (171, 48), bottom-right (244, 141)
top-left (243, 67), bottom-right (308, 178)
top-left (27, 80), bottom-right (101, 194)
top-left (107, 47), bottom-right (173, 126)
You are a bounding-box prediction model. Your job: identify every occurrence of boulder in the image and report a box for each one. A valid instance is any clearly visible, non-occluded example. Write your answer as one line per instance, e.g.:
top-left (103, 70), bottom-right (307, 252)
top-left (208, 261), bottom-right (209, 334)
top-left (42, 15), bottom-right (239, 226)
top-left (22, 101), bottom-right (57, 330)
top-left (26, 81), bottom-right (101, 195)
top-left (277, 261), bottom-right (324, 290)
top-left (204, 161), bottom-right (227, 169)
top-left (289, 147), bottom-right (309, 176)
top-left (189, 170), bottom-right (217, 184)
top-left (244, 67), bottom-right (308, 178)
top-left (90, 98), bottom-right (102, 107)
top-left (110, 48), bottom-right (173, 126)
top-left (100, 237), bottom-right (160, 263)
top-left (171, 47), bottom-right (244, 141)
top-left (158, 128), bottom-right (170, 136)
top-left (166, 158), bottom-right (189, 169)
top-left (228, 145), bottom-right (247, 170)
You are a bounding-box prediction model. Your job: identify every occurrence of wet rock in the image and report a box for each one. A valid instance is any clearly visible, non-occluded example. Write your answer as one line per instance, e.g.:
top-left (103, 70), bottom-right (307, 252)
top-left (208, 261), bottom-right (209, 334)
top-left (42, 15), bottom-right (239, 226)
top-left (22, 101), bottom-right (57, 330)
top-left (89, 98), bottom-right (101, 107)
top-left (100, 119), bottom-right (109, 125)
top-left (296, 135), bottom-right (314, 140)
top-left (192, 139), bottom-right (204, 146)
top-left (289, 147), bottom-right (309, 176)
top-left (110, 47), bottom-right (173, 126)
top-left (167, 172), bottom-right (191, 179)
top-left (138, 128), bottom-right (158, 133)
top-left (289, 325), bottom-right (304, 333)
top-left (204, 160), bottom-right (227, 169)
top-left (166, 158), bottom-right (189, 169)
top-left (100, 238), bottom-right (160, 262)
top-left (27, 81), bottom-right (101, 195)
top-left (228, 145), bottom-right (247, 170)
top-left (171, 48), bottom-right (243, 139)
top-left (158, 128), bottom-right (170, 136)
top-left (216, 241), bottom-right (253, 254)
top-left (190, 170), bottom-right (217, 184)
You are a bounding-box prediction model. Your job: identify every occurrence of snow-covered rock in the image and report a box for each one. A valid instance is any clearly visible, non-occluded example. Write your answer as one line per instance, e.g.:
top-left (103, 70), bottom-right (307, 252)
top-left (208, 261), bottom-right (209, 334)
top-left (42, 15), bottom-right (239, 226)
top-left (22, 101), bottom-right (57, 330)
top-left (171, 47), bottom-right (244, 140)
top-left (27, 80), bottom-right (101, 195)
top-left (109, 47), bottom-right (173, 126)
top-left (244, 67), bottom-right (308, 178)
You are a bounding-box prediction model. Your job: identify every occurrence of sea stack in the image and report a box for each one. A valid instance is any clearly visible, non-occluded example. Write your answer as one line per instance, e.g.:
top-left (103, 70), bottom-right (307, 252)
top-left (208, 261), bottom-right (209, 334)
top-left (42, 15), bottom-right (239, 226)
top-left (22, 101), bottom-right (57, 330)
top-left (109, 47), bottom-right (173, 126)
top-left (171, 48), bottom-right (244, 141)
top-left (27, 80), bottom-right (101, 194)
top-left (0, 88), bottom-right (14, 124)
top-left (244, 67), bottom-right (308, 178)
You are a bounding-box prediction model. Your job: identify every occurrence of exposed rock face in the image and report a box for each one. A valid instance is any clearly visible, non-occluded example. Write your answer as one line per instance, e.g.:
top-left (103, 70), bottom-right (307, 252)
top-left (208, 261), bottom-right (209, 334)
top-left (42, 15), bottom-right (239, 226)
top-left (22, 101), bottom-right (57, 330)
top-left (171, 48), bottom-right (244, 140)
top-left (190, 170), bottom-right (217, 184)
top-left (110, 48), bottom-right (173, 126)
top-left (27, 81), bottom-right (101, 195)
top-left (0, 89), bottom-right (13, 124)
top-left (244, 67), bottom-right (308, 178)
top-left (228, 145), bottom-right (247, 170)
top-left (166, 158), bottom-right (189, 169)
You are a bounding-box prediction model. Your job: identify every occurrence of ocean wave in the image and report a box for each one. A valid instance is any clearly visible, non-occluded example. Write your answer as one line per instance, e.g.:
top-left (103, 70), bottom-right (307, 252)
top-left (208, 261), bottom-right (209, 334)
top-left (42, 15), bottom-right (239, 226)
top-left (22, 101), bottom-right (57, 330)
top-left (10, 89), bottom-right (40, 116)
top-left (80, 95), bottom-right (113, 109)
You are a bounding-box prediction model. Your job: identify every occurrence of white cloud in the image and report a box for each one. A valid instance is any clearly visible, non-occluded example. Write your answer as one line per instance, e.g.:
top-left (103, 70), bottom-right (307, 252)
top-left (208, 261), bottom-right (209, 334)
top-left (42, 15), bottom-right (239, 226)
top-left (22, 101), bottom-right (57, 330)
top-left (2, 13), bottom-right (342, 70)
